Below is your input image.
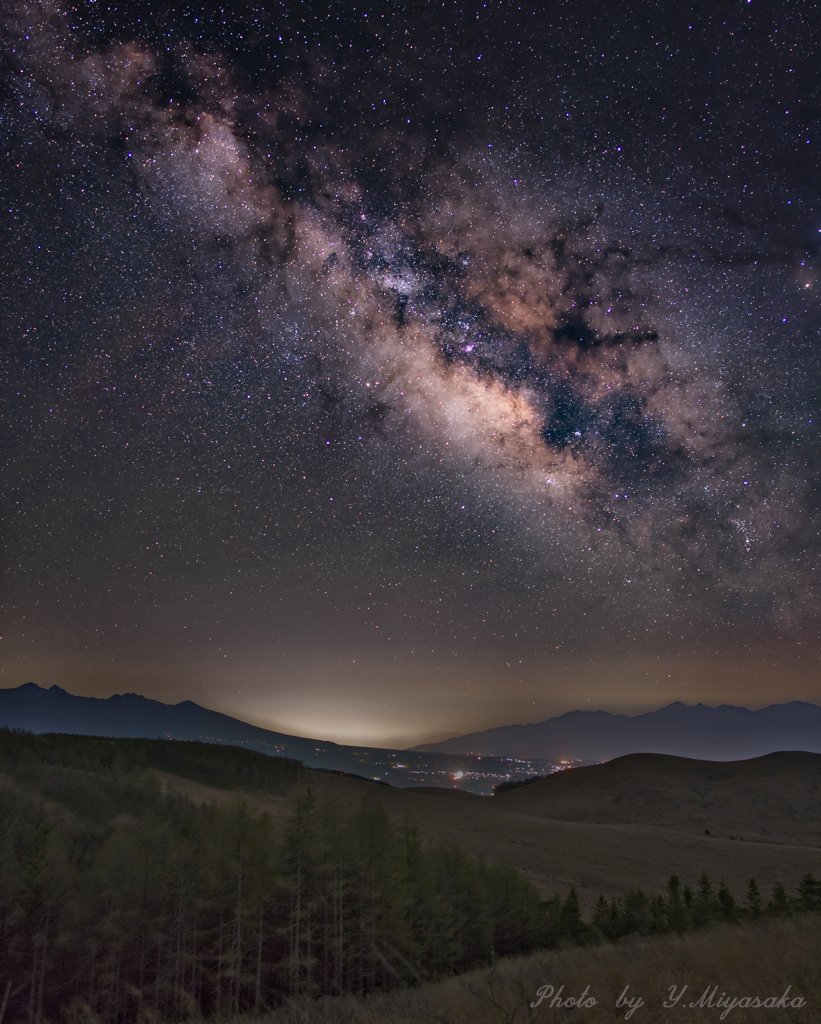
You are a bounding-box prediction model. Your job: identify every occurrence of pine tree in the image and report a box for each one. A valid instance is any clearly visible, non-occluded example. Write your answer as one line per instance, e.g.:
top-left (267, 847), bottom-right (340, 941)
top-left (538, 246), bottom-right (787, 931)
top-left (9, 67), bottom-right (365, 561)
top-left (592, 895), bottom-right (619, 940)
top-left (692, 872), bottom-right (716, 928)
top-left (766, 882), bottom-right (791, 917)
top-left (796, 873), bottom-right (821, 912)
top-left (558, 887), bottom-right (586, 943)
top-left (648, 894), bottom-right (669, 934)
top-left (281, 789), bottom-right (320, 998)
top-left (620, 888), bottom-right (650, 937)
top-left (665, 875), bottom-right (686, 932)
top-left (744, 878), bottom-right (762, 920)
top-left (717, 881), bottom-right (738, 922)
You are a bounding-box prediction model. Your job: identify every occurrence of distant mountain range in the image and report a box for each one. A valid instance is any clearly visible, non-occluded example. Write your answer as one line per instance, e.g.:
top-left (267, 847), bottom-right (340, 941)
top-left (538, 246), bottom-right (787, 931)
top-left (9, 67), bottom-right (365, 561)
top-left (413, 701), bottom-right (821, 761)
top-left (4, 684), bottom-right (818, 779)
top-left (0, 683), bottom-right (556, 794)
top-left (0, 681), bottom-right (333, 758)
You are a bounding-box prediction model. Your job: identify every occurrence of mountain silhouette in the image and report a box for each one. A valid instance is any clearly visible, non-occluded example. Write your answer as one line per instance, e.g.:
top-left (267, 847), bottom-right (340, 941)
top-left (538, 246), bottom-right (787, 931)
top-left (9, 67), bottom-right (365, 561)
top-left (0, 681), bottom-right (339, 758)
top-left (412, 701), bottom-right (821, 761)
top-left (0, 683), bottom-right (554, 792)
top-left (5, 684), bottom-right (819, 773)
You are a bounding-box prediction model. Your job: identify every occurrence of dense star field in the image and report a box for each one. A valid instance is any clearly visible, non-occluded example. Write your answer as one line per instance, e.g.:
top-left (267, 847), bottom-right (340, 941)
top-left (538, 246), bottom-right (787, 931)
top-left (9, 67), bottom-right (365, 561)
top-left (2, 0), bottom-right (819, 744)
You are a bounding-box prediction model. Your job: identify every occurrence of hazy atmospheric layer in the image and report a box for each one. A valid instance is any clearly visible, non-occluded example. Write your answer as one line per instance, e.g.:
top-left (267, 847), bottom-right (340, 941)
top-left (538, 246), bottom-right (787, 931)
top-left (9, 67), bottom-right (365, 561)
top-left (2, 0), bottom-right (819, 744)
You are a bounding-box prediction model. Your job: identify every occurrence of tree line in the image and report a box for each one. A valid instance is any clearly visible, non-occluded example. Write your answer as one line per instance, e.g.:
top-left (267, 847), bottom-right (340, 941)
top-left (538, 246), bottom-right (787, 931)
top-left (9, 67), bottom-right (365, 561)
top-left (557, 871), bottom-right (821, 946)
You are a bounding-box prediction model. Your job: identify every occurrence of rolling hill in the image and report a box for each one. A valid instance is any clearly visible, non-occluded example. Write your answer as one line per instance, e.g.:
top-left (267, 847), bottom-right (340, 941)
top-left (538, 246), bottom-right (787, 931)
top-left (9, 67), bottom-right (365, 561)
top-left (91, 738), bottom-right (821, 909)
top-left (494, 750), bottom-right (821, 845)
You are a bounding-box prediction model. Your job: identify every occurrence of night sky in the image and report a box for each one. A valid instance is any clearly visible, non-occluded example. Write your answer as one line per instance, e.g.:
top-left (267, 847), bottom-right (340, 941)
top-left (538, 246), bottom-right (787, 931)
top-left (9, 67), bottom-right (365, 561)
top-left (2, 0), bottom-right (820, 747)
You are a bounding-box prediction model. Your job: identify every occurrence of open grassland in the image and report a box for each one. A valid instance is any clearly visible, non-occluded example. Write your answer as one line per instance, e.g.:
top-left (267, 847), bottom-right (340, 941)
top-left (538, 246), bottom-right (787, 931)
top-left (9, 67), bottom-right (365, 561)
top-left (255, 915), bottom-right (821, 1024)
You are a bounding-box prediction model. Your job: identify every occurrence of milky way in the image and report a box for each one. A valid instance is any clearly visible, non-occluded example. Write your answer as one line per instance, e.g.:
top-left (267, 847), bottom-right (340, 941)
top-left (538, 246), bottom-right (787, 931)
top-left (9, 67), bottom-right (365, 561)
top-left (2, 0), bottom-right (820, 743)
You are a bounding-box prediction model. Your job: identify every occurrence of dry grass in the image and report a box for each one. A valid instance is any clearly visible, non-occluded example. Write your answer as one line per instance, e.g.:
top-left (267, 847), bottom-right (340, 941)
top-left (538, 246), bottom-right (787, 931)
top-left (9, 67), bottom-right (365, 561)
top-left (253, 916), bottom-right (821, 1024)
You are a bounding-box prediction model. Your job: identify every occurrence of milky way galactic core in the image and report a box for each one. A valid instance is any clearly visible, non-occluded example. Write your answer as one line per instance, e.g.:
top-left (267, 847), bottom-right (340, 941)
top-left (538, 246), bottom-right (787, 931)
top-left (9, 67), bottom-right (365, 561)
top-left (2, 0), bottom-right (819, 743)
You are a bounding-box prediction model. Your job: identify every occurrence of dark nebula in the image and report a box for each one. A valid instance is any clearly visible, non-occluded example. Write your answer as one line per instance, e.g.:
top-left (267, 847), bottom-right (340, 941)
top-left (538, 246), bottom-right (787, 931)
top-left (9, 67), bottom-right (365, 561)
top-left (2, 0), bottom-right (820, 744)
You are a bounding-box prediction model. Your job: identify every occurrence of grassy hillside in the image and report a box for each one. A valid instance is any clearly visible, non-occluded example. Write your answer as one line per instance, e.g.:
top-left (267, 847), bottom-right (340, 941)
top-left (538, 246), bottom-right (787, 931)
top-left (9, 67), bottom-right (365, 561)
top-left (258, 915), bottom-right (821, 1024)
top-left (278, 773), bottom-right (821, 911)
top-left (22, 730), bottom-right (814, 910)
top-left (2, 730), bottom-right (819, 1022)
top-left (496, 751), bottom-right (821, 845)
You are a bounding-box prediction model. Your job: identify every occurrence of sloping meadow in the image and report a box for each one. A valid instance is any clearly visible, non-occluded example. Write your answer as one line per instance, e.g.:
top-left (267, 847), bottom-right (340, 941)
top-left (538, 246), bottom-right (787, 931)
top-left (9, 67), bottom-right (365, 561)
top-left (260, 916), bottom-right (821, 1024)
